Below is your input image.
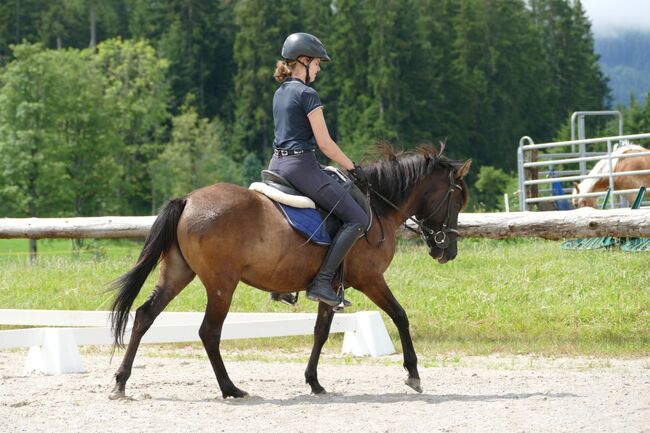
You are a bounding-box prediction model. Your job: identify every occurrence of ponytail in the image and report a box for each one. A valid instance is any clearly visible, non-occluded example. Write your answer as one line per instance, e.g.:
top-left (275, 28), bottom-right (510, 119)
top-left (273, 59), bottom-right (295, 82)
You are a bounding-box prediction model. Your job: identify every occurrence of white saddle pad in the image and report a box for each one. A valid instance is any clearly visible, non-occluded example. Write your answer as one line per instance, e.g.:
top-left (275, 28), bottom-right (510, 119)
top-left (249, 182), bottom-right (316, 209)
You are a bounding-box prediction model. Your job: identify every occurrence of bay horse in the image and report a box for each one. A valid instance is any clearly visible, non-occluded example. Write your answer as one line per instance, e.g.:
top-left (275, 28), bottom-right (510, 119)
top-left (109, 145), bottom-right (471, 399)
top-left (572, 144), bottom-right (650, 208)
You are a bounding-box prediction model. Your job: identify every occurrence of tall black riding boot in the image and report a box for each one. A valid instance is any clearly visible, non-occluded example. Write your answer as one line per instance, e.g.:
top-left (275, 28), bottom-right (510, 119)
top-left (306, 222), bottom-right (364, 307)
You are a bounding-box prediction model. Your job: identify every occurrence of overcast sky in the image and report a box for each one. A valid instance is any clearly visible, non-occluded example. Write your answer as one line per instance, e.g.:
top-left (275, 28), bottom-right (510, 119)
top-left (580, 0), bottom-right (650, 35)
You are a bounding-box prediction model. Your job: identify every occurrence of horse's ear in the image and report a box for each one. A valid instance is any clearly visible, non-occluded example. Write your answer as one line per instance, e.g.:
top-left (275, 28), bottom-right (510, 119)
top-left (573, 181), bottom-right (580, 193)
top-left (438, 140), bottom-right (447, 157)
top-left (455, 159), bottom-right (472, 179)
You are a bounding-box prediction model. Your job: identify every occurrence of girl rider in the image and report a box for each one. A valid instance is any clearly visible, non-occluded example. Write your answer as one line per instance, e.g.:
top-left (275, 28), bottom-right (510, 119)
top-left (268, 33), bottom-right (369, 307)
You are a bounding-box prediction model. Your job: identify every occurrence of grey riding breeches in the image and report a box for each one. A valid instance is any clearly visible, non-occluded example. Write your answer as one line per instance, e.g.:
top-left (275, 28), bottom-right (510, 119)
top-left (268, 152), bottom-right (369, 227)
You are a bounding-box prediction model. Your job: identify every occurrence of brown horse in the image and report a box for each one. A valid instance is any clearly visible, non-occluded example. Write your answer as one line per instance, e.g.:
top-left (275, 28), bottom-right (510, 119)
top-left (572, 144), bottom-right (650, 208)
top-left (109, 145), bottom-right (471, 399)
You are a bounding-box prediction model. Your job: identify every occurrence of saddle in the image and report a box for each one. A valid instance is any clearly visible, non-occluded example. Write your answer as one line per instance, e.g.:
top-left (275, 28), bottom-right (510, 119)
top-left (249, 167), bottom-right (371, 245)
top-left (249, 167), bottom-right (371, 310)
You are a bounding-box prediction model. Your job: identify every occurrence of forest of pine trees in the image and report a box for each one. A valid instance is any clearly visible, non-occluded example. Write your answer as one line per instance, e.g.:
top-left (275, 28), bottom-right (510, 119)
top-left (0, 0), bottom-right (630, 216)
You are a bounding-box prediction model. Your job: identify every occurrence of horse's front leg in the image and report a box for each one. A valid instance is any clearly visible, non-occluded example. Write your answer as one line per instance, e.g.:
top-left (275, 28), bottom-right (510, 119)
top-left (199, 284), bottom-right (247, 399)
top-left (356, 276), bottom-right (422, 393)
top-left (305, 301), bottom-right (335, 394)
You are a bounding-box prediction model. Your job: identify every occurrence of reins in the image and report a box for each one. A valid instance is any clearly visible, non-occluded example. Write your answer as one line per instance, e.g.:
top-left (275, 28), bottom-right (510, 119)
top-left (297, 159), bottom-right (462, 252)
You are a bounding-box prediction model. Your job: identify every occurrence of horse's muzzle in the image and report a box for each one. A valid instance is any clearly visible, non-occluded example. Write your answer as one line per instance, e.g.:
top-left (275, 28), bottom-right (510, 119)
top-left (429, 246), bottom-right (456, 264)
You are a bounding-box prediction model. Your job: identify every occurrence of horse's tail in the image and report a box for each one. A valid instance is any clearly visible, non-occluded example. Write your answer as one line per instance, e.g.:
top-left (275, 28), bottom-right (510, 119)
top-left (110, 197), bottom-right (187, 347)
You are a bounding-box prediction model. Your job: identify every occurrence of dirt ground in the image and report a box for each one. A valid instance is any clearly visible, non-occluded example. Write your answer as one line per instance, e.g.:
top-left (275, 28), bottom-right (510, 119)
top-left (1, 347), bottom-right (649, 433)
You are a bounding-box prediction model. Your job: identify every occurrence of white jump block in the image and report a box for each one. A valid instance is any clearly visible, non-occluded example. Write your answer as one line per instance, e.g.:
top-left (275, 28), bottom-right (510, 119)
top-left (341, 311), bottom-right (395, 357)
top-left (0, 310), bottom-right (395, 375)
top-left (24, 328), bottom-right (85, 375)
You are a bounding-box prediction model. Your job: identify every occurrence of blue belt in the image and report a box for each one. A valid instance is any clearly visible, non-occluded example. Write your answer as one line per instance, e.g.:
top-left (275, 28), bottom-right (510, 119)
top-left (273, 148), bottom-right (315, 157)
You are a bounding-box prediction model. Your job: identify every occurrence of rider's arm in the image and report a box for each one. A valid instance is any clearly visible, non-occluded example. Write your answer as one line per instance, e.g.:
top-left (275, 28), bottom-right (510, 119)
top-left (308, 107), bottom-right (354, 171)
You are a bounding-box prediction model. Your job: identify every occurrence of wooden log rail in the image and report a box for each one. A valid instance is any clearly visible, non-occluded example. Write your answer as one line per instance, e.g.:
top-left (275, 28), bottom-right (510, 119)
top-left (1, 208), bottom-right (650, 240)
top-left (456, 208), bottom-right (650, 240)
top-left (0, 216), bottom-right (156, 239)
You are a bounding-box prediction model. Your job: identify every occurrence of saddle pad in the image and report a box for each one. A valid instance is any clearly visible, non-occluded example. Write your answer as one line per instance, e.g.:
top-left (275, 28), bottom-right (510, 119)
top-left (249, 182), bottom-right (315, 209)
top-left (278, 204), bottom-right (332, 246)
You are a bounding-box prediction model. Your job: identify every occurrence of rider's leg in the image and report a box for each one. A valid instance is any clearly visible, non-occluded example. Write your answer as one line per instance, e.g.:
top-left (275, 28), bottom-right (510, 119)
top-left (303, 180), bottom-right (369, 306)
top-left (268, 153), bottom-right (369, 306)
top-left (306, 221), bottom-right (364, 306)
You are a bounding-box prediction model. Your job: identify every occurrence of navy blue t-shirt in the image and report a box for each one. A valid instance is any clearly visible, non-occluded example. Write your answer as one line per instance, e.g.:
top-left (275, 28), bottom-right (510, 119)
top-left (272, 77), bottom-right (323, 151)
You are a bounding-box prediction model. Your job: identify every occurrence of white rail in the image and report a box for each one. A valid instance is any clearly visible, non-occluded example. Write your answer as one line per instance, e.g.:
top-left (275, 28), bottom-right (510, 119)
top-left (0, 309), bottom-right (396, 374)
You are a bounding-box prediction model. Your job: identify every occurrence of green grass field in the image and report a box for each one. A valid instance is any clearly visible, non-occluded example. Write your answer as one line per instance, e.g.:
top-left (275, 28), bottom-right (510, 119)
top-left (1, 238), bottom-right (648, 357)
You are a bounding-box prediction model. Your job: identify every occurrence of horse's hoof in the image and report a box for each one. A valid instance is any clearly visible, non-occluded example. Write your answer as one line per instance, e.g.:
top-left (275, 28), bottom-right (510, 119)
top-left (307, 378), bottom-right (327, 395)
top-left (108, 389), bottom-right (127, 400)
top-left (405, 377), bottom-right (423, 393)
top-left (222, 388), bottom-right (249, 399)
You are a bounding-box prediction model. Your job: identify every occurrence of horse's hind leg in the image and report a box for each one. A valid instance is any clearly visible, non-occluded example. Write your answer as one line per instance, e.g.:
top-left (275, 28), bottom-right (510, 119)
top-left (305, 302), bottom-right (335, 394)
top-left (199, 280), bottom-right (247, 399)
top-left (110, 245), bottom-right (195, 399)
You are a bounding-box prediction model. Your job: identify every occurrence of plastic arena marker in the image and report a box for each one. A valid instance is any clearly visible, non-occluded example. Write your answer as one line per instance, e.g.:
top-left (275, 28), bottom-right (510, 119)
top-left (341, 311), bottom-right (395, 357)
top-left (23, 328), bottom-right (85, 374)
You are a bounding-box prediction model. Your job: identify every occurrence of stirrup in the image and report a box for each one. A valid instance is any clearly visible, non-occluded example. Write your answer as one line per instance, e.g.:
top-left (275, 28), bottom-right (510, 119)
top-left (333, 298), bottom-right (352, 313)
top-left (333, 285), bottom-right (352, 312)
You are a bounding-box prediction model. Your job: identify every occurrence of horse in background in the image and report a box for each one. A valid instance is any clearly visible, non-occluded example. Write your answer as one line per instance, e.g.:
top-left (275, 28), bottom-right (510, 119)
top-left (572, 144), bottom-right (650, 208)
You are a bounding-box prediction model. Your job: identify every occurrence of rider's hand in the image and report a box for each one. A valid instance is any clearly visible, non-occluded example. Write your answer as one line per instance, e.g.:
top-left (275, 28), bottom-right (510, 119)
top-left (347, 163), bottom-right (369, 193)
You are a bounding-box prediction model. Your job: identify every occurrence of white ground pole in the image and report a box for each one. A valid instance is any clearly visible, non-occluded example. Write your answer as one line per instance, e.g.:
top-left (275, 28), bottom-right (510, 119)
top-left (0, 310), bottom-right (395, 375)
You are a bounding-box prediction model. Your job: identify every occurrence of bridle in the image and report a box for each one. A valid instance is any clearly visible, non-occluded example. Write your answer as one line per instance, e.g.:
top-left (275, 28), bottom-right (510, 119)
top-left (369, 170), bottom-right (463, 251)
top-left (414, 170), bottom-right (463, 250)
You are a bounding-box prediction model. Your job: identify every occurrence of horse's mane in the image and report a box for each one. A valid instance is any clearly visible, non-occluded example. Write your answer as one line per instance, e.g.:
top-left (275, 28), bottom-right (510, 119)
top-left (362, 143), bottom-right (469, 217)
top-left (575, 143), bottom-right (647, 194)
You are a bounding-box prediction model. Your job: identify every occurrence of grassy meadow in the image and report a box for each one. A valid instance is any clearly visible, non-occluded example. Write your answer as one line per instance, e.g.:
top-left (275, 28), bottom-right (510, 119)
top-left (0, 237), bottom-right (648, 358)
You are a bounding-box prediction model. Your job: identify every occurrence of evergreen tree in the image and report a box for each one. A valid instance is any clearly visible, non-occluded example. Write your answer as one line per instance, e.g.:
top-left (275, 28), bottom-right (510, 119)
top-left (478, 0), bottom-right (557, 167)
top-left (327, 0), bottom-right (373, 159)
top-left (393, 0), bottom-right (448, 148)
top-left (0, 0), bottom-right (46, 63)
top-left (127, 0), bottom-right (236, 118)
top-left (569, 0), bottom-right (609, 109)
top-left (530, 0), bottom-right (608, 124)
top-left (231, 0), bottom-right (299, 158)
top-left (426, 0), bottom-right (465, 152)
top-left (622, 94), bottom-right (650, 134)
top-left (451, 0), bottom-right (489, 159)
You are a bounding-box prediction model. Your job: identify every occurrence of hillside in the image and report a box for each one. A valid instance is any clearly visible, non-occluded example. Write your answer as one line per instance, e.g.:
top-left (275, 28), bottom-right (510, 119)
top-left (595, 31), bottom-right (650, 106)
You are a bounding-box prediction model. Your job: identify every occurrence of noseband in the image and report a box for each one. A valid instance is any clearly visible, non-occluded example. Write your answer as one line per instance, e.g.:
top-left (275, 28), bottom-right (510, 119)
top-left (369, 170), bottom-right (462, 251)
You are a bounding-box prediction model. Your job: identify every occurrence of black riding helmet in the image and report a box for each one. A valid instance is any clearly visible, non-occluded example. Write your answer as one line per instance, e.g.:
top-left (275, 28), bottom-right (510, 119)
top-left (281, 33), bottom-right (331, 62)
top-left (281, 33), bottom-right (330, 84)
